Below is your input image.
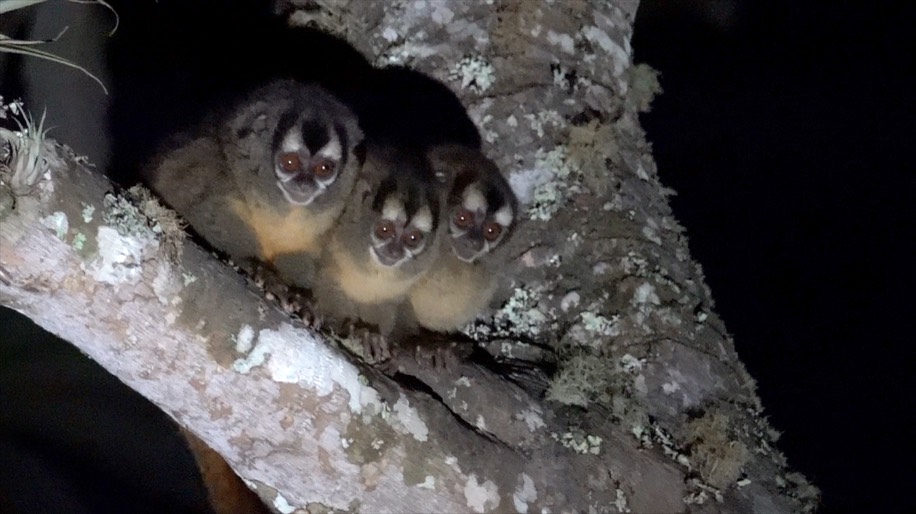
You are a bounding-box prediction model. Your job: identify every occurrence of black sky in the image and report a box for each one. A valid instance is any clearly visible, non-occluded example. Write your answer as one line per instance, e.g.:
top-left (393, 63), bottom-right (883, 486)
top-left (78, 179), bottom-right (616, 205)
top-left (634, 1), bottom-right (914, 511)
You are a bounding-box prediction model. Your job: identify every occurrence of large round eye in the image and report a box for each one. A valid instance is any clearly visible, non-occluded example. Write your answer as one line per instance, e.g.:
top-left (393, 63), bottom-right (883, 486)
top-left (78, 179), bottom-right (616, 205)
top-left (311, 158), bottom-right (336, 179)
top-left (453, 207), bottom-right (474, 229)
top-left (402, 228), bottom-right (424, 249)
top-left (277, 152), bottom-right (302, 173)
top-left (483, 221), bottom-right (503, 242)
top-left (374, 220), bottom-right (396, 240)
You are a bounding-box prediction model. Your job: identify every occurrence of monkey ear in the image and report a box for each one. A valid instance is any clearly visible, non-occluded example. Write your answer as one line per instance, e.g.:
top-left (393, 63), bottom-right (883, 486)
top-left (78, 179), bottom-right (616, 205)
top-left (426, 145), bottom-right (458, 184)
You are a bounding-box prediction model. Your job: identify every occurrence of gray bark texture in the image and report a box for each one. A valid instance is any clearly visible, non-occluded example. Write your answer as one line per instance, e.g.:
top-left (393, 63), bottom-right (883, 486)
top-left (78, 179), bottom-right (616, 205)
top-left (0, 0), bottom-right (818, 512)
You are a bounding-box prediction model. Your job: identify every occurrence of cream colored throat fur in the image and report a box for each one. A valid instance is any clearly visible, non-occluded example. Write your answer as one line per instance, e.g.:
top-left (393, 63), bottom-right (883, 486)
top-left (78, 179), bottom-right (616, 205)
top-left (228, 197), bottom-right (341, 262)
top-left (408, 253), bottom-right (496, 331)
top-left (330, 238), bottom-right (422, 304)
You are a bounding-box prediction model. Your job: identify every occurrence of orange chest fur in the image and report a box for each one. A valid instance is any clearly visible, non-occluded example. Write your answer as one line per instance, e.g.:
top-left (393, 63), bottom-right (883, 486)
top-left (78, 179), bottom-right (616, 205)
top-left (228, 198), bottom-right (339, 262)
top-left (330, 239), bottom-right (419, 305)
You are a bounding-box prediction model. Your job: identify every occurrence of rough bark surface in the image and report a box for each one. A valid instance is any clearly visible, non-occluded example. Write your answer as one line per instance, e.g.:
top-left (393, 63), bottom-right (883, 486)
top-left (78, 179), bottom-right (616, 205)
top-left (0, 0), bottom-right (817, 512)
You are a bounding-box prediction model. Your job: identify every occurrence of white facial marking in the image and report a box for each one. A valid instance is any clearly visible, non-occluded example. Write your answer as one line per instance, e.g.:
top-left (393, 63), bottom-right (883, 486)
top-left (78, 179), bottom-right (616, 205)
top-left (462, 187), bottom-right (486, 213)
top-left (281, 128), bottom-right (302, 153)
top-left (494, 205), bottom-right (514, 227)
top-left (382, 196), bottom-right (405, 221)
top-left (412, 205), bottom-right (433, 233)
top-left (318, 137), bottom-right (342, 161)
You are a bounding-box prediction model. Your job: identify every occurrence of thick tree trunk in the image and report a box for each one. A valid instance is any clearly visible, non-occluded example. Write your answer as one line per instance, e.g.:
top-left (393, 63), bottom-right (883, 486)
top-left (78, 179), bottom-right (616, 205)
top-left (0, 0), bottom-right (817, 512)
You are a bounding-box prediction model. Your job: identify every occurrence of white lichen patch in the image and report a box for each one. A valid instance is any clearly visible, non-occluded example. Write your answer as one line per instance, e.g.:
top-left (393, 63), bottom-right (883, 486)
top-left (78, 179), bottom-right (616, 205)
top-left (508, 166), bottom-right (553, 207)
top-left (392, 395), bottom-right (429, 442)
top-left (466, 99), bottom-right (499, 144)
top-left (382, 26), bottom-right (399, 42)
top-left (234, 324), bottom-right (255, 353)
top-left (524, 110), bottom-right (565, 139)
top-left (517, 407), bottom-right (546, 432)
top-left (662, 381), bottom-right (681, 394)
top-left (181, 271), bottom-right (197, 286)
top-left (527, 146), bottom-right (582, 221)
top-left (582, 25), bottom-right (629, 78)
top-left (81, 202), bottom-right (95, 223)
top-left (418, 475), bottom-right (436, 489)
top-left (40, 211), bottom-right (68, 240)
top-left (71, 231), bottom-right (86, 251)
top-left (449, 55), bottom-right (496, 93)
top-left (614, 488), bottom-right (631, 513)
top-left (430, 1), bottom-right (454, 25)
top-left (512, 473), bottom-right (537, 513)
top-left (86, 226), bottom-right (157, 285)
top-left (580, 311), bottom-right (620, 337)
top-left (272, 493), bottom-right (296, 514)
top-left (560, 291), bottom-right (580, 312)
top-left (620, 354), bottom-right (645, 373)
top-left (632, 282), bottom-right (660, 306)
top-left (622, 252), bottom-right (649, 276)
top-left (464, 474), bottom-right (500, 513)
top-left (232, 323), bottom-right (378, 413)
top-left (151, 261), bottom-right (182, 309)
top-left (490, 286), bottom-right (549, 337)
top-left (546, 30), bottom-right (575, 55)
top-left (552, 431), bottom-right (602, 455)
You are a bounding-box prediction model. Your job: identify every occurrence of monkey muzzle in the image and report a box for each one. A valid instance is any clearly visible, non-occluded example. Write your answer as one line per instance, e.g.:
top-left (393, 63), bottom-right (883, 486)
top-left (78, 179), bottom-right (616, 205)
top-left (451, 233), bottom-right (486, 263)
top-left (276, 174), bottom-right (322, 206)
top-left (371, 243), bottom-right (407, 268)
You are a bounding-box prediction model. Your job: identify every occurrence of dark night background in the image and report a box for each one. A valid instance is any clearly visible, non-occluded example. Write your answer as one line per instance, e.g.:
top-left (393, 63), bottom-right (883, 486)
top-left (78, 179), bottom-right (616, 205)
top-left (635, 1), bottom-right (913, 512)
top-left (1, 0), bottom-right (913, 512)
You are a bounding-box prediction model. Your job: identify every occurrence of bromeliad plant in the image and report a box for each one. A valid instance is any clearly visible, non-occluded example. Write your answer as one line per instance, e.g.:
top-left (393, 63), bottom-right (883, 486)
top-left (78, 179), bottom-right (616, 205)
top-left (0, 0), bottom-right (116, 94)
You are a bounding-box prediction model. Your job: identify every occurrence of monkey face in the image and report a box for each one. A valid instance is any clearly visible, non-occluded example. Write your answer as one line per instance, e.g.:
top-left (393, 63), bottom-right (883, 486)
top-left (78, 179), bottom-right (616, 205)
top-left (368, 180), bottom-right (437, 269)
top-left (448, 183), bottom-right (515, 263)
top-left (273, 116), bottom-right (355, 206)
top-left (426, 145), bottom-right (519, 264)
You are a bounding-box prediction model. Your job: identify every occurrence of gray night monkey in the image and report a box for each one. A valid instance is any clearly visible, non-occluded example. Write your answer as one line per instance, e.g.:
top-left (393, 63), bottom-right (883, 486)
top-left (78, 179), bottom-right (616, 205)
top-left (407, 145), bottom-right (519, 332)
top-left (313, 145), bottom-right (442, 354)
top-left (144, 80), bottom-right (364, 285)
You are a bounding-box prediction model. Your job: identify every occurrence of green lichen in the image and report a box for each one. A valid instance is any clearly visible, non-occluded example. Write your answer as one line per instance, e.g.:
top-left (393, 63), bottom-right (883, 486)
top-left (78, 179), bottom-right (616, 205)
top-left (528, 146), bottom-right (582, 221)
top-left (81, 202), bottom-right (95, 223)
top-left (487, 285), bottom-right (549, 338)
top-left (71, 231), bottom-right (86, 251)
top-left (181, 271), bottom-right (197, 286)
top-left (102, 185), bottom-right (185, 263)
top-left (449, 55), bottom-right (496, 93)
top-left (551, 430), bottom-right (603, 455)
top-left (682, 412), bottom-right (750, 489)
top-left (580, 311), bottom-right (620, 337)
top-left (40, 211), bottom-right (68, 240)
top-left (626, 63), bottom-right (662, 113)
top-left (546, 353), bottom-right (607, 407)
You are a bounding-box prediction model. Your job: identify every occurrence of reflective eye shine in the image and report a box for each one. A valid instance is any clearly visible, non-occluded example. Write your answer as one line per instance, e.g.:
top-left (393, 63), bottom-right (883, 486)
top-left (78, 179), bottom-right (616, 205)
top-left (453, 208), bottom-right (474, 229)
top-left (312, 158), bottom-right (337, 179)
top-left (402, 228), bottom-right (424, 249)
top-left (278, 152), bottom-right (302, 173)
top-left (483, 221), bottom-right (503, 242)
top-left (375, 219), bottom-right (396, 240)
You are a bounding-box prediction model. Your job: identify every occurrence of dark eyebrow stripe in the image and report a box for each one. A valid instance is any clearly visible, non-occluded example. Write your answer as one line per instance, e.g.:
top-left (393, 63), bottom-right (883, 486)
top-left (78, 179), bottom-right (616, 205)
top-left (300, 119), bottom-right (329, 154)
top-left (334, 123), bottom-right (349, 171)
top-left (271, 109), bottom-right (300, 155)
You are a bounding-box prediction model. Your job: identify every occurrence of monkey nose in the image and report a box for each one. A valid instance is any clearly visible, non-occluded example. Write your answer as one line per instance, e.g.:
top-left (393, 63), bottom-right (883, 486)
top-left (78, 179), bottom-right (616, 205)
top-left (452, 235), bottom-right (484, 262)
top-left (373, 243), bottom-right (405, 267)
